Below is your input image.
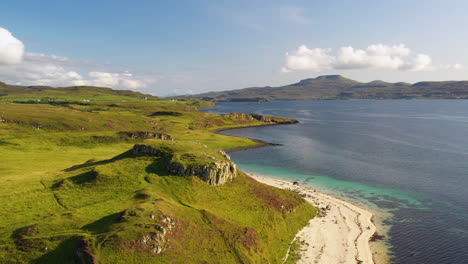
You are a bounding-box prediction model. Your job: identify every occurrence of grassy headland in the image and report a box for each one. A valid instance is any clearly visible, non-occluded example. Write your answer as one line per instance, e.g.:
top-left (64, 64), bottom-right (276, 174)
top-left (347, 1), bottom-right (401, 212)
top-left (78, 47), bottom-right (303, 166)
top-left (0, 85), bottom-right (315, 263)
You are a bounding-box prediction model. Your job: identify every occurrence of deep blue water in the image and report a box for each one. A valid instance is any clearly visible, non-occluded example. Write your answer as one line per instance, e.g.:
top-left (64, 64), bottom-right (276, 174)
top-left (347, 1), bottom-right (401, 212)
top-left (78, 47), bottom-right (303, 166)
top-left (208, 100), bottom-right (468, 264)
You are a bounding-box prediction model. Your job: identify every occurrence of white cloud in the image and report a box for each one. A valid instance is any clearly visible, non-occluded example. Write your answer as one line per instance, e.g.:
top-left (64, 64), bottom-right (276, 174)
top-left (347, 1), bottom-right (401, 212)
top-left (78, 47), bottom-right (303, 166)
top-left (0, 52), bottom-right (154, 89)
top-left (400, 54), bottom-right (433, 71)
top-left (0, 27), bottom-right (25, 64)
top-left (282, 44), bottom-right (460, 72)
top-left (87, 71), bottom-right (146, 89)
top-left (282, 45), bottom-right (334, 72)
top-left (0, 27), bottom-right (153, 89)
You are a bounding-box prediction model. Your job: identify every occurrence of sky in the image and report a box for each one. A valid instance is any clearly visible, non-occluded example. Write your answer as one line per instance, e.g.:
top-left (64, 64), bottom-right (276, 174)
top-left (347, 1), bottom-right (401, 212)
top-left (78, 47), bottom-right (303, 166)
top-left (1, 0), bottom-right (467, 96)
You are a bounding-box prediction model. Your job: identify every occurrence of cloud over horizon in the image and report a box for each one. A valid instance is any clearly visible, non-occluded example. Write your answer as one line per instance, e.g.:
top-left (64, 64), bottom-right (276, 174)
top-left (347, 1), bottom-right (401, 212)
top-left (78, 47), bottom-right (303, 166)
top-left (0, 28), bottom-right (24, 65)
top-left (282, 44), bottom-right (461, 73)
top-left (0, 27), bottom-right (153, 90)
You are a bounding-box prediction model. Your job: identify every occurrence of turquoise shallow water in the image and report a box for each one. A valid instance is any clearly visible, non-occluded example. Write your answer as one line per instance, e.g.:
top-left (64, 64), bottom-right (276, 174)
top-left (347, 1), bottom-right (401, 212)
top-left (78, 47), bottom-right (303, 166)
top-left (237, 163), bottom-right (425, 210)
top-left (209, 100), bottom-right (468, 264)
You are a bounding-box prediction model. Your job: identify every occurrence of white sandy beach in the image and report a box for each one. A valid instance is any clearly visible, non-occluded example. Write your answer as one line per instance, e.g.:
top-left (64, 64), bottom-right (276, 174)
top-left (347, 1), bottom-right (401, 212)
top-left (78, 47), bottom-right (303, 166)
top-left (249, 174), bottom-right (378, 264)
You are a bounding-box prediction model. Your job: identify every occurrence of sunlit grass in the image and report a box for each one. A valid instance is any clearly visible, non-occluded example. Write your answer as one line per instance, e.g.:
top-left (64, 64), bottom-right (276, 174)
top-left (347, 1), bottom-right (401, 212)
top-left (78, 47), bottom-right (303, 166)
top-left (0, 98), bottom-right (315, 263)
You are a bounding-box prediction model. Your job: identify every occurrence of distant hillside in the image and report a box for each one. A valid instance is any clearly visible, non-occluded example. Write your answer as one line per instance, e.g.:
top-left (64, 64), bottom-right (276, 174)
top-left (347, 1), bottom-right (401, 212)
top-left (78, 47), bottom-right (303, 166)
top-left (0, 81), bottom-right (159, 102)
top-left (190, 75), bottom-right (468, 101)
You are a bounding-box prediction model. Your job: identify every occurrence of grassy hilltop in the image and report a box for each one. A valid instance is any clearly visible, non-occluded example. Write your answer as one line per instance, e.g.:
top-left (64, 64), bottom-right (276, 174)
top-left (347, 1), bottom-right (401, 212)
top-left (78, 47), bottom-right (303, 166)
top-left (0, 81), bottom-right (160, 102)
top-left (0, 84), bottom-right (315, 263)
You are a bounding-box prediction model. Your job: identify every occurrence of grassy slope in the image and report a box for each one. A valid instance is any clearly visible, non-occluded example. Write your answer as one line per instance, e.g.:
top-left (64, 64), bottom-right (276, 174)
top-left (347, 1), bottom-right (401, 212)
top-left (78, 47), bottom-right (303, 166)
top-left (0, 95), bottom-right (315, 263)
top-left (0, 82), bottom-right (161, 102)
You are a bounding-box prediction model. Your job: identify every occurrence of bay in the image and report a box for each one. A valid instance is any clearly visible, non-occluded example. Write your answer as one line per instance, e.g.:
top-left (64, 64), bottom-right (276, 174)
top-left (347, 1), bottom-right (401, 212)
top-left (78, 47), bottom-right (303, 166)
top-left (208, 100), bottom-right (468, 264)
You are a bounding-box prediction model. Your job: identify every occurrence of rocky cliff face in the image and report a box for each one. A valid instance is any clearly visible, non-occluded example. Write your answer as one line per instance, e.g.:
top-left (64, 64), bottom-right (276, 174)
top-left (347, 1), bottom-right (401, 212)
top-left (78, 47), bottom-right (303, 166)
top-left (167, 157), bottom-right (237, 186)
top-left (132, 145), bottom-right (237, 186)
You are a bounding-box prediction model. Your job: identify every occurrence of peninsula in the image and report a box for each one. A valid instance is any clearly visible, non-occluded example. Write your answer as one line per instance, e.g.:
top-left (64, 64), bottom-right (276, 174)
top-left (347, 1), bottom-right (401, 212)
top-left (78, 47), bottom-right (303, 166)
top-left (0, 83), bottom-right (382, 263)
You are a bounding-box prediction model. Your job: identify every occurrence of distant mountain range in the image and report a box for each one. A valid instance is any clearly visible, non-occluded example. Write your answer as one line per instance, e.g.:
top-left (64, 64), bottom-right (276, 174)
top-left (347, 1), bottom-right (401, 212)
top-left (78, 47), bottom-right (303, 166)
top-left (189, 75), bottom-right (468, 101)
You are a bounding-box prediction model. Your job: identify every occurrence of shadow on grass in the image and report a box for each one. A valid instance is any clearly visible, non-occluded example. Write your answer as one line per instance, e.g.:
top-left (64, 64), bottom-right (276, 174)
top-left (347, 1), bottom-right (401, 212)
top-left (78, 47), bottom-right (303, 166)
top-left (63, 150), bottom-right (133, 172)
top-left (145, 156), bottom-right (171, 176)
top-left (82, 212), bottom-right (122, 234)
top-left (52, 170), bottom-right (98, 189)
top-left (34, 236), bottom-right (82, 264)
top-left (0, 140), bottom-right (19, 146)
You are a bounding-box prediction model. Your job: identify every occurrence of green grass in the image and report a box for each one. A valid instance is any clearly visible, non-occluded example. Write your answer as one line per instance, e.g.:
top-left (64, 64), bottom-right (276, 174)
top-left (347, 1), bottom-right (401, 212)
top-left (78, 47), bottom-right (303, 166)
top-left (0, 95), bottom-right (315, 263)
top-left (284, 239), bottom-right (306, 264)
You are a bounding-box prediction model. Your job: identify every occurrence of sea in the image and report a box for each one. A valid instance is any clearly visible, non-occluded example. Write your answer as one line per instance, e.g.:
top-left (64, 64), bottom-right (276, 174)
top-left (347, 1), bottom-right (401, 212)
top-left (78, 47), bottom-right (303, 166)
top-left (207, 100), bottom-right (468, 264)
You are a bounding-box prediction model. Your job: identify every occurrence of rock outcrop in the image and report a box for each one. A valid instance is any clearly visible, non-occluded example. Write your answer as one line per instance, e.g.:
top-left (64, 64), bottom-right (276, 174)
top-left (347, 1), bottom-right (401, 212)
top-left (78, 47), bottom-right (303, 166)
top-left (76, 239), bottom-right (96, 264)
top-left (167, 157), bottom-right (237, 186)
top-left (132, 144), bottom-right (165, 156)
top-left (223, 112), bottom-right (299, 124)
top-left (223, 112), bottom-right (254, 120)
top-left (250, 114), bottom-right (299, 124)
top-left (132, 145), bottom-right (237, 186)
top-left (119, 131), bottom-right (173, 140)
top-left (133, 215), bottom-right (176, 255)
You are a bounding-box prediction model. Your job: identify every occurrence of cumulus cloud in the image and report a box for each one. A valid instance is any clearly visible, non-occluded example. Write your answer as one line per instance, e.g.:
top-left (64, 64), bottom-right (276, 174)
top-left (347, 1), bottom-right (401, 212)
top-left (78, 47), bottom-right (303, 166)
top-left (0, 52), bottom-right (152, 89)
top-left (281, 45), bottom-right (334, 72)
top-left (0, 27), bottom-right (25, 64)
top-left (87, 71), bottom-right (146, 89)
top-left (282, 44), bottom-right (461, 72)
top-left (0, 27), bottom-right (152, 89)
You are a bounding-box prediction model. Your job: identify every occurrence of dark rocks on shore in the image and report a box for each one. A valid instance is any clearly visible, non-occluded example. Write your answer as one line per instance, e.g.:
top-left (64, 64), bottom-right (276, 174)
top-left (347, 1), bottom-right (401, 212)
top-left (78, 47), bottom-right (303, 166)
top-left (369, 232), bottom-right (385, 242)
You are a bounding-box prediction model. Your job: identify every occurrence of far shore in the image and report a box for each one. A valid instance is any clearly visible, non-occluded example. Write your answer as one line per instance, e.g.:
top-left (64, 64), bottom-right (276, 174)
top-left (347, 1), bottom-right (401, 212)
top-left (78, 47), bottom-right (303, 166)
top-left (249, 173), bottom-right (387, 264)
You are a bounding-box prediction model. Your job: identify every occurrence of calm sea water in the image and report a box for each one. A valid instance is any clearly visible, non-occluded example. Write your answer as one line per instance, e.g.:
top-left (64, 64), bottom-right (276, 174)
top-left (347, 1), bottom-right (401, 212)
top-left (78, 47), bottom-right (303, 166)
top-left (208, 100), bottom-right (468, 264)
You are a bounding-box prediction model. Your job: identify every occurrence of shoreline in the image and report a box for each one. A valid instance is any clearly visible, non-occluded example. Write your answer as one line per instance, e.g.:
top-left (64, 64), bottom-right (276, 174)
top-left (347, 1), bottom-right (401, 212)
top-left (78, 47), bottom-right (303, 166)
top-left (212, 123), bottom-right (292, 152)
top-left (210, 112), bottom-right (389, 262)
top-left (249, 173), bottom-right (381, 264)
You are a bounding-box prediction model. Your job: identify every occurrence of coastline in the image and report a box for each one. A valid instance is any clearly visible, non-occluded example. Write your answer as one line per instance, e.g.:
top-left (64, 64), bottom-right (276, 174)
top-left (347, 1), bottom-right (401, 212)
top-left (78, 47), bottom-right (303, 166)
top-left (249, 173), bottom-right (382, 264)
top-left (211, 112), bottom-right (389, 263)
top-left (212, 123), bottom-right (292, 152)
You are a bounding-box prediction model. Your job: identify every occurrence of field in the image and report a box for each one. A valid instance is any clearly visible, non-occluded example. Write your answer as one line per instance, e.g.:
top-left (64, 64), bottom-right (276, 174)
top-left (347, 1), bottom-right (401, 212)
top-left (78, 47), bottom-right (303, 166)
top-left (0, 90), bottom-right (315, 263)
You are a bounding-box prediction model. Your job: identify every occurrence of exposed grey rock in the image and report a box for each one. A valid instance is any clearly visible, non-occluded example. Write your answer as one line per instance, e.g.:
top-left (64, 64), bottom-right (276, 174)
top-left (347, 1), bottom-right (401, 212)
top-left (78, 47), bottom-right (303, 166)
top-left (134, 215), bottom-right (176, 255)
top-left (131, 144), bottom-right (237, 185)
top-left (132, 144), bottom-right (164, 156)
top-left (119, 131), bottom-right (173, 140)
top-left (223, 112), bottom-right (255, 120)
top-left (167, 159), bottom-right (237, 186)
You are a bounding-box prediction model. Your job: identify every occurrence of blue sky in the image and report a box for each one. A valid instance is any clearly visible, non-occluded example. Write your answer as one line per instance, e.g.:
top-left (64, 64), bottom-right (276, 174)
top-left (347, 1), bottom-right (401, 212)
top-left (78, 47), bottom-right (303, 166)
top-left (0, 0), bottom-right (467, 95)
